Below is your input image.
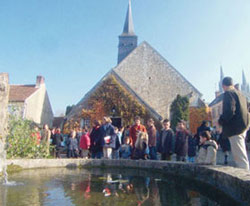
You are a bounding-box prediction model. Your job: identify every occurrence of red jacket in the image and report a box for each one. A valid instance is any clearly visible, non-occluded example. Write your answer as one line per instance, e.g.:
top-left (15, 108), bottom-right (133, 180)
top-left (129, 124), bottom-right (147, 147)
top-left (80, 132), bottom-right (91, 150)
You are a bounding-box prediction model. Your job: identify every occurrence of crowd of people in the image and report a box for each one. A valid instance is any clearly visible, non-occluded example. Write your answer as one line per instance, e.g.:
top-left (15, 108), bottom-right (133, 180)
top-left (33, 76), bottom-right (250, 170)
top-left (34, 116), bottom-right (233, 167)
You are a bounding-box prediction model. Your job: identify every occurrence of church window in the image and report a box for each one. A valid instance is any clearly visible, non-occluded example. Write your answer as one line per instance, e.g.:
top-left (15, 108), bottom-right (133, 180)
top-left (80, 118), bottom-right (90, 128)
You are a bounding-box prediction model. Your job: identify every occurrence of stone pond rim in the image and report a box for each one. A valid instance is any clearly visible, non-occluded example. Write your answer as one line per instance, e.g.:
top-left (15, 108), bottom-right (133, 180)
top-left (4, 159), bottom-right (250, 205)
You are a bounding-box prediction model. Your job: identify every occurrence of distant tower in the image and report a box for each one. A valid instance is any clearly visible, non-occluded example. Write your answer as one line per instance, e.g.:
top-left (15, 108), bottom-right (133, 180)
top-left (218, 65), bottom-right (224, 93)
top-left (117, 0), bottom-right (138, 64)
top-left (241, 70), bottom-right (248, 92)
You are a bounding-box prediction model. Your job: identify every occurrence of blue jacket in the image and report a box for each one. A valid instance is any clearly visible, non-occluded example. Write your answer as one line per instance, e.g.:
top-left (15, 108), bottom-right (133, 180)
top-left (67, 137), bottom-right (78, 150)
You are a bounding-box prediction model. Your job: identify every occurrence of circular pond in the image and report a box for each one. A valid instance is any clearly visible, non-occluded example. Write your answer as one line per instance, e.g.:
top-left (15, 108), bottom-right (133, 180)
top-left (0, 167), bottom-right (242, 206)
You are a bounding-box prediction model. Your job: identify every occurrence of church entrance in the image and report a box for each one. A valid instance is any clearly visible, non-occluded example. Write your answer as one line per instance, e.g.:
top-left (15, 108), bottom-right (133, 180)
top-left (111, 117), bottom-right (122, 128)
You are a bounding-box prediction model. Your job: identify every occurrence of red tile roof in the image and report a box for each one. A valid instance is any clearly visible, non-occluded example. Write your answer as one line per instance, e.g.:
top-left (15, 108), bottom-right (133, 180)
top-left (9, 85), bottom-right (38, 102)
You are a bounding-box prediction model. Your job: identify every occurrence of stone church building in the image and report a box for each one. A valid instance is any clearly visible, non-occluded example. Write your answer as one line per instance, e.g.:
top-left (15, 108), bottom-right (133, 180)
top-left (66, 1), bottom-right (207, 133)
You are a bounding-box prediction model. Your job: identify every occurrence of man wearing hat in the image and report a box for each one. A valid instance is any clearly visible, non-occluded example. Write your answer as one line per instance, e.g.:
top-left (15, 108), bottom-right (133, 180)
top-left (219, 77), bottom-right (249, 169)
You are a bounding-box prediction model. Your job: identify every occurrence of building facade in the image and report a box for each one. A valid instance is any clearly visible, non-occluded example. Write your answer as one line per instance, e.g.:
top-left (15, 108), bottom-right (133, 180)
top-left (65, 1), bottom-right (206, 132)
top-left (8, 76), bottom-right (54, 127)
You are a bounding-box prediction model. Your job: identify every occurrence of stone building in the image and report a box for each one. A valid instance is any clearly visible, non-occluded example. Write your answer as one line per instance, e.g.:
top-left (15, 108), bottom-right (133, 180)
top-left (8, 75), bottom-right (54, 127)
top-left (66, 0), bottom-right (204, 130)
top-left (209, 67), bottom-right (250, 129)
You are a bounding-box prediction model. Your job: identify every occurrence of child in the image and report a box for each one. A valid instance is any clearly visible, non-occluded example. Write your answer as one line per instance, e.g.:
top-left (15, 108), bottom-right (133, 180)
top-left (188, 135), bottom-right (197, 163)
top-left (133, 132), bottom-right (149, 160)
top-left (158, 119), bottom-right (174, 161)
top-left (196, 131), bottom-right (218, 165)
top-left (67, 130), bottom-right (79, 158)
top-left (120, 136), bottom-right (132, 159)
top-left (112, 127), bottom-right (122, 159)
top-left (80, 126), bottom-right (91, 159)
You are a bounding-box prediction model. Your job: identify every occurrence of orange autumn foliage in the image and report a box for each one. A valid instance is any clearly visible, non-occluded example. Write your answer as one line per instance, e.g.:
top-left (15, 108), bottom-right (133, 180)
top-left (189, 106), bottom-right (212, 135)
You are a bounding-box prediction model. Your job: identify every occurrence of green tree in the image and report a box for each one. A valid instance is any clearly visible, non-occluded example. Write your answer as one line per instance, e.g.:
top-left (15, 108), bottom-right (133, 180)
top-left (170, 94), bottom-right (189, 131)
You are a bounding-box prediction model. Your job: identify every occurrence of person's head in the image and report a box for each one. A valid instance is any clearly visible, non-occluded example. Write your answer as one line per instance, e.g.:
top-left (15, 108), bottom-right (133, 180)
top-left (147, 118), bottom-right (154, 127)
top-left (56, 128), bottom-right (61, 133)
top-left (83, 126), bottom-right (88, 133)
top-left (177, 120), bottom-right (186, 130)
top-left (34, 126), bottom-right (39, 132)
top-left (103, 116), bottom-right (112, 124)
top-left (162, 119), bottom-right (170, 130)
top-left (222, 77), bottom-right (234, 91)
top-left (114, 127), bottom-right (119, 134)
top-left (71, 130), bottom-right (76, 138)
top-left (134, 116), bottom-right (141, 126)
top-left (200, 131), bottom-right (211, 144)
top-left (124, 136), bottom-right (130, 145)
top-left (93, 120), bottom-right (101, 127)
top-left (44, 124), bottom-right (49, 130)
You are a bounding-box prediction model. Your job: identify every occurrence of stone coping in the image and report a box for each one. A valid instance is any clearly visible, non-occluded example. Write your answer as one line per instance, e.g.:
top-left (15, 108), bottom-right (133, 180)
top-left (6, 159), bottom-right (250, 205)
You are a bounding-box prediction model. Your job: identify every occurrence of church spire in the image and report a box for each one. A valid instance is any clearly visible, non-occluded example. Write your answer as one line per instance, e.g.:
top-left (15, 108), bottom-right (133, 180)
top-left (117, 0), bottom-right (138, 64)
top-left (241, 70), bottom-right (249, 92)
top-left (219, 65), bottom-right (224, 93)
top-left (122, 0), bottom-right (135, 36)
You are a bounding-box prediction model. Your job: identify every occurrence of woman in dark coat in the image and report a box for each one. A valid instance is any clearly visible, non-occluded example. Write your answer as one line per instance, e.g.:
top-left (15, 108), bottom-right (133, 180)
top-left (175, 120), bottom-right (190, 162)
top-left (89, 120), bottom-right (103, 159)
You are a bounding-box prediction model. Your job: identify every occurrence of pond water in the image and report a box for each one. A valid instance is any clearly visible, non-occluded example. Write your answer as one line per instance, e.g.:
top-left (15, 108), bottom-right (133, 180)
top-left (0, 168), bottom-right (241, 206)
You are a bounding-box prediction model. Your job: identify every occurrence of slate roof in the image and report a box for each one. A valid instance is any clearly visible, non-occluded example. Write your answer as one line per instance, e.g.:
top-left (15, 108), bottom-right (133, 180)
top-left (67, 41), bottom-right (202, 120)
top-left (9, 85), bottom-right (38, 102)
top-left (113, 41), bottom-right (202, 119)
top-left (209, 94), bottom-right (224, 107)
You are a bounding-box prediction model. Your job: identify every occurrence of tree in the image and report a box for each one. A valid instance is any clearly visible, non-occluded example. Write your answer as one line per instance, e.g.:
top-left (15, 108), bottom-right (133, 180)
top-left (170, 94), bottom-right (189, 131)
top-left (6, 115), bottom-right (50, 158)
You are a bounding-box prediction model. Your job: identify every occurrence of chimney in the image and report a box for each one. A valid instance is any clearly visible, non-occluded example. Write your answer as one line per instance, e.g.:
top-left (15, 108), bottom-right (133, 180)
top-left (36, 75), bottom-right (45, 88)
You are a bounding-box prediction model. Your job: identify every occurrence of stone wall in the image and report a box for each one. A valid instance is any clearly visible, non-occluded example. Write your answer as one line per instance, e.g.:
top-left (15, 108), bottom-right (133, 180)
top-left (0, 73), bottom-right (9, 174)
top-left (6, 159), bottom-right (250, 204)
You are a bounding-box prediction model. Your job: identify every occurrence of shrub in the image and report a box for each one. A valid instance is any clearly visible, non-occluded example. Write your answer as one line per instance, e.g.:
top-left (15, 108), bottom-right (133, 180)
top-left (6, 115), bottom-right (51, 159)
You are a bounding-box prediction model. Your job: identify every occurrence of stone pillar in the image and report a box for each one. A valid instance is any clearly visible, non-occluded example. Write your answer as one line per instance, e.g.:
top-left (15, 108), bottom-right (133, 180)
top-left (0, 73), bottom-right (9, 174)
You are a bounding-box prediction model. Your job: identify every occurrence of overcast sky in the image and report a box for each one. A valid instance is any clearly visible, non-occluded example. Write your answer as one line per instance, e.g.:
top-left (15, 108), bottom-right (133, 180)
top-left (1, 0), bottom-right (250, 116)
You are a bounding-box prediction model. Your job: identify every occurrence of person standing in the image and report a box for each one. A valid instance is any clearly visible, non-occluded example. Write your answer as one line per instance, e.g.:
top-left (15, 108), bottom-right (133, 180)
top-left (67, 130), bottom-right (79, 158)
top-left (129, 116), bottom-right (147, 148)
top-left (147, 119), bottom-right (157, 160)
top-left (219, 77), bottom-right (249, 170)
top-left (100, 117), bottom-right (115, 159)
top-left (188, 135), bottom-right (197, 163)
top-left (175, 120), bottom-right (190, 162)
top-left (41, 124), bottom-right (51, 156)
top-left (217, 132), bottom-right (231, 165)
top-left (80, 126), bottom-right (91, 159)
top-left (52, 128), bottom-right (63, 158)
top-left (158, 119), bottom-right (174, 161)
top-left (89, 120), bottom-right (103, 159)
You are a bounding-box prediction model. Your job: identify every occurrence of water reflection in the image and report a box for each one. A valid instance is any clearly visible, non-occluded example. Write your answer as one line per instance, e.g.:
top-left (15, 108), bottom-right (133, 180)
top-left (0, 168), bottom-right (241, 206)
